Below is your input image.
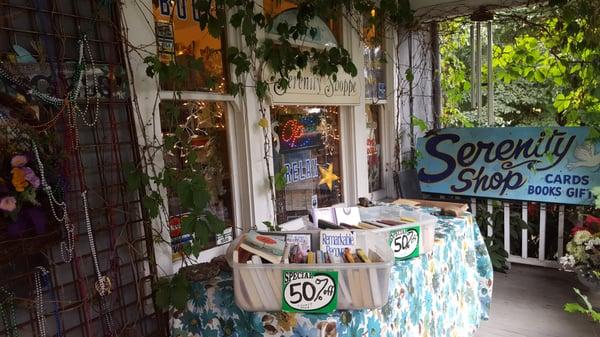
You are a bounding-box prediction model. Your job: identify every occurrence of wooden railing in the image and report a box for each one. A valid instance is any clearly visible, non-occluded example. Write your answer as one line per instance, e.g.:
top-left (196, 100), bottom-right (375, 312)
top-left (432, 194), bottom-right (581, 268)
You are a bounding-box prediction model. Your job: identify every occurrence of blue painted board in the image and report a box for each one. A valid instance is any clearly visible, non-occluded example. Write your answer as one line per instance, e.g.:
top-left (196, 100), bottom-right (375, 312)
top-left (416, 127), bottom-right (599, 205)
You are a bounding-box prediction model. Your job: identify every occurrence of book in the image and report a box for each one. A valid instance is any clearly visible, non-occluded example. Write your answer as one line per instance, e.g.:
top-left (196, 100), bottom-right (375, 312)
top-left (307, 251), bottom-right (315, 264)
top-left (320, 230), bottom-right (356, 259)
top-left (251, 255), bottom-right (280, 306)
top-left (282, 244), bottom-right (291, 264)
top-left (285, 233), bottom-right (312, 254)
top-left (334, 207), bottom-right (361, 226)
top-left (245, 231), bottom-right (286, 255)
top-left (240, 242), bottom-right (283, 264)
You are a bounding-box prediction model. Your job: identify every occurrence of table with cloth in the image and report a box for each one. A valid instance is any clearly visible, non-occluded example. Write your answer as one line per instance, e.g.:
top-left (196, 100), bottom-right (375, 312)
top-left (170, 210), bottom-right (494, 337)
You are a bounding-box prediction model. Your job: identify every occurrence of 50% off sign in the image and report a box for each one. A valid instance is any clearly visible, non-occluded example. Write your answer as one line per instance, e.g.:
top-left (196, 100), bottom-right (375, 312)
top-left (389, 226), bottom-right (420, 260)
top-left (282, 270), bottom-right (338, 313)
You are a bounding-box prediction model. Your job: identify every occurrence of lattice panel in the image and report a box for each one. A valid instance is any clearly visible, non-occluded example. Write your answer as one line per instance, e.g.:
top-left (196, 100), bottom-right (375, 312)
top-left (0, 1), bottom-right (163, 336)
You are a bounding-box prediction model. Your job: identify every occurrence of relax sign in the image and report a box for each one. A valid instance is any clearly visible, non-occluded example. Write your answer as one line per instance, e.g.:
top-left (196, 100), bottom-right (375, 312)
top-left (416, 127), bottom-right (600, 205)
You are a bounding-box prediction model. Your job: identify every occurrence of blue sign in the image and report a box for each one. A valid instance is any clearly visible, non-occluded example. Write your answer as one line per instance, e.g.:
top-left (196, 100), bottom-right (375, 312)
top-left (283, 150), bottom-right (319, 185)
top-left (416, 127), bottom-right (600, 205)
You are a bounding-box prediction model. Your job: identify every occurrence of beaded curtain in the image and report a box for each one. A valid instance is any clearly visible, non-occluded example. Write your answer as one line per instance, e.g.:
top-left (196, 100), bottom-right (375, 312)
top-left (0, 1), bottom-right (164, 336)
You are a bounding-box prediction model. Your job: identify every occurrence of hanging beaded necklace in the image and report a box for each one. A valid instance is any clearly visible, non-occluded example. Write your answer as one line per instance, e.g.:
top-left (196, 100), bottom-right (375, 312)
top-left (34, 266), bottom-right (49, 337)
top-left (0, 287), bottom-right (18, 337)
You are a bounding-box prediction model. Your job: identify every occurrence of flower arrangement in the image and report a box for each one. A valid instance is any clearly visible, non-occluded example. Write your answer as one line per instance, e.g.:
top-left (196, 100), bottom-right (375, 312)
top-left (0, 101), bottom-right (61, 240)
top-left (560, 215), bottom-right (600, 282)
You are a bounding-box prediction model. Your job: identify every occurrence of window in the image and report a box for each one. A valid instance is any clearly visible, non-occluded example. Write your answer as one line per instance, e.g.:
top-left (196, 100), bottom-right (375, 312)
top-left (152, 1), bottom-right (234, 259)
top-left (271, 106), bottom-right (343, 223)
top-left (153, 0), bottom-right (227, 92)
top-left (363, 8), bottom-right (386, 100)
top-left (366, 105), bottom-right (383, 192)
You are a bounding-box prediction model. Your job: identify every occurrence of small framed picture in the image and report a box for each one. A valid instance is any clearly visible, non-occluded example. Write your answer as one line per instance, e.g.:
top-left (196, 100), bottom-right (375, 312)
top-left (157, 38), bottom-right (174, 54)
top-left (285, 233), bottom-right (312, 254)
top-left (155, 21), bottom-right (174, 39)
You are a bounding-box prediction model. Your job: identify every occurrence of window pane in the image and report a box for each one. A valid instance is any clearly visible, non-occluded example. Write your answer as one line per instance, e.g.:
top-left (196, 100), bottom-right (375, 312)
top-left (153, 0), bottom-right (227, 92)
top-left (364, 9), bottom-right (386, 100)
top-left (160, 100), bottom-right (233, 256)
top-left (271, 106), bottom-right (343, 223)
top-left (366, 105), bottom-right (383, 192)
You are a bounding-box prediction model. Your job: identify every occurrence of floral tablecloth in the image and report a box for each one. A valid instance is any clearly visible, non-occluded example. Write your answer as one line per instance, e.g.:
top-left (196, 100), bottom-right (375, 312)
top-left (170, 213), bottom-right (493, 337)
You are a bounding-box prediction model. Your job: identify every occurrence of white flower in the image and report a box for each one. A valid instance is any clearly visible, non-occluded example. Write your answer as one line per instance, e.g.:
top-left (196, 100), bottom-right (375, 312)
top-left (559, 254), bottom-right (576, 269)
top-left (573, 230), bottom-right (592, 245)
top-left (585, 237), bottom-right (600, 250)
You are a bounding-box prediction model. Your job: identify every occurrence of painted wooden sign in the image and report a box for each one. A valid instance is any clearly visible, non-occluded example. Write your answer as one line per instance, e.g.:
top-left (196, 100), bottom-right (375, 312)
top-left (416, 127), bottom-right (599, 205)
top-left (269, 66), bottom-right (360, 106)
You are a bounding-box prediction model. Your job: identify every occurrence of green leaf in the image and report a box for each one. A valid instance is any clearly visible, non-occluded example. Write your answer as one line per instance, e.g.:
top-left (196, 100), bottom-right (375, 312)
top-left (405, 68), bottom-right (414, 82)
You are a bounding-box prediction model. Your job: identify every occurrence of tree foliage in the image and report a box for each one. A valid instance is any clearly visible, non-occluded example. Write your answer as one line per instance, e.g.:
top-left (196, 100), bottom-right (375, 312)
top-left (441, 1), bottom-right (600, 136)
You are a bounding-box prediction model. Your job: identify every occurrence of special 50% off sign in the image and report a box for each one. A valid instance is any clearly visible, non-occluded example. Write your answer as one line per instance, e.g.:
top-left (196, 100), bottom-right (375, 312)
top-left (282, 270), bottom-right (338, 313)
top-left (389, 226), bottom-right (420, 260)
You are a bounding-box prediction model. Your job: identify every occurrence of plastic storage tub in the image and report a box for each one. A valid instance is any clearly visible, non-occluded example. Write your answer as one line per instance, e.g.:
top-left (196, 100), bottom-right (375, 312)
top-left (227, 231), bottom-right (394, 312)
top-left (358, 206), bottom-right (437, 255)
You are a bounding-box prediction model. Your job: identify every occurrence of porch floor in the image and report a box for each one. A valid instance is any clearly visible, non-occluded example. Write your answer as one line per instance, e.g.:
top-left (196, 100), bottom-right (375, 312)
top-left (476, 264), bottom-right (598, 337)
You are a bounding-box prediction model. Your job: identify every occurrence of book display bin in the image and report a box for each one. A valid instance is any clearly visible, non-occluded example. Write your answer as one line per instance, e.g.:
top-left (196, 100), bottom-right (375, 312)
top-left (226, 232), bottom-right (394, 312)
top-left (359, 206), bottom-right (438, 254)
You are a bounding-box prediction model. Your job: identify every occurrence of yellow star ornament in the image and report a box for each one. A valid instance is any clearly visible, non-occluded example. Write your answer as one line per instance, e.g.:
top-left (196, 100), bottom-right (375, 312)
top-left (318, 163), bottom-right (339, 191)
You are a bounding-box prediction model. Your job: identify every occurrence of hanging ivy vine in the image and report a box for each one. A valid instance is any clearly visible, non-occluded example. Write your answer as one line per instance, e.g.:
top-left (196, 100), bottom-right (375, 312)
top-left (123, 0), bottom-right (417, 310)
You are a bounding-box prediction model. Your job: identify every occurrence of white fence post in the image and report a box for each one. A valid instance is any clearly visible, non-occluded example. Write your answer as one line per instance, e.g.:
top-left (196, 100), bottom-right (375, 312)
top-left (487, 200), bottom-right (493, 237)
top-left (539, 203), bottom-right (547, 262)
top-left (521, 202), bottom-right (528, 259)
top-left (557, 205), bottom-right (565, 258)
top-left (503, 202), bottom-right (510, 255)
top-left (470, 197), bottom-right (477, 217)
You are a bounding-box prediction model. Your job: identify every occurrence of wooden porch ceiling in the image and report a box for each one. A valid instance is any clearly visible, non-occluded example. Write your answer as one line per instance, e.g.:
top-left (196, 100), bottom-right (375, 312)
top-left (409, 0), bottom-right (544, 21)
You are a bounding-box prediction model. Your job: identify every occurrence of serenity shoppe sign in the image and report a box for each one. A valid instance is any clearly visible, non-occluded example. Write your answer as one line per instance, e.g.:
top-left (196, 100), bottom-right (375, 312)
top-left (416, 127), bottom-right (599, 205)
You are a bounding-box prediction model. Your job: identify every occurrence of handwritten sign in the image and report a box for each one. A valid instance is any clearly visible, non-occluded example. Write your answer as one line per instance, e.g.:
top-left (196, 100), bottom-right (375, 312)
top-left (282, 270), bottom-right (337, 313)
top-left (416, 127), bottom-right (600, 205)
top-left (389, 226), bottom-right (420, 260)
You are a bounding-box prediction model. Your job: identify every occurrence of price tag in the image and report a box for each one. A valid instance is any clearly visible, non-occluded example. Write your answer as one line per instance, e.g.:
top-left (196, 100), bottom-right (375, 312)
top-left (389, 226), bottom-right (420, 260)
top-left (282, 270), bottom-right (337, 313)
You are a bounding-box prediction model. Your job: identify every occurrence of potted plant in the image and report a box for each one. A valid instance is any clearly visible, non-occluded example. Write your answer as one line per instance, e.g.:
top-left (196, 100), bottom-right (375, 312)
top-left (560, 214), bottom-right (600, 306)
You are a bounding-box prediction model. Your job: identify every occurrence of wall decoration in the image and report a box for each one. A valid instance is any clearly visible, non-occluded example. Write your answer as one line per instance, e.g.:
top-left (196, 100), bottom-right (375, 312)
top-left (318, 163), bottom-right (339, 191)
top-left (417, 127), bottom-right (600, 205)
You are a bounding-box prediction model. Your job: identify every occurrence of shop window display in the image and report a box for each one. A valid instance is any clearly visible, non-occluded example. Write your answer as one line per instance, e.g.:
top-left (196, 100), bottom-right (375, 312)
top-left (272, 106), bottom-right (343, 224)
top-left (366, 105), bottom-right (383, 192)
top-left (160, 100), bottom-right (233, 258)
top-left (153, 0), bottom-right (227, 92)
top-left (364, 8), bottom-right (386, 100)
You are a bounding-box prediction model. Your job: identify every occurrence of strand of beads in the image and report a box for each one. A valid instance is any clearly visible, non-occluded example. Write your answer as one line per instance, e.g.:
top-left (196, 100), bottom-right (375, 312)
top-left (31, 141), bottom-right (76, 262)
top-left (0, 287), bottom-right (18, 337)
top-left (81, 191), bottom-right (114, 333)
top-left (0, 63), bottom-right (64, 107)
top-left (34, 267), bottom-right (49, 337)
top-left (69, 35), bottom-right (100, 127)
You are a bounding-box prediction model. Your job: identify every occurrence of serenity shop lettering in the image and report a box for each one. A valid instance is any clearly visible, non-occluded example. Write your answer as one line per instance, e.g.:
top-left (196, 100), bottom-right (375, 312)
top-left (273, 75), bottom-right (357, 97)
top-left (416, 127), bottom-right (599, 205)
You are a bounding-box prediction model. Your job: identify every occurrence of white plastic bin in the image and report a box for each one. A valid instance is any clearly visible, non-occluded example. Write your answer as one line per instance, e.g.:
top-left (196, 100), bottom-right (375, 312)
top-left (227, 232), bottom-right (394, 312)
top-left (358, 206), bottom-right (437, 255)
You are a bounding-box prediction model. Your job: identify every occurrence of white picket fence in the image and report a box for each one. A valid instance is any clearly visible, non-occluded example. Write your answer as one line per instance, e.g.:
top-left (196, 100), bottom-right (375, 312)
top-left (433, 194), bottom-right (578, 268)
top-left (470, 199), bottom-right (564, 268)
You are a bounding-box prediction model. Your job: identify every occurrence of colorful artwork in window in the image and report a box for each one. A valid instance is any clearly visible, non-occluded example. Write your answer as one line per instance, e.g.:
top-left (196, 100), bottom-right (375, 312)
top-left (363, 8), bottom-right (386, 100)
top-left (153, 0), bottom-right (227, 92)
top-left (271, 106), bottom-right (343, 224)
top-left (366, 105), bottom-right (383, 192)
